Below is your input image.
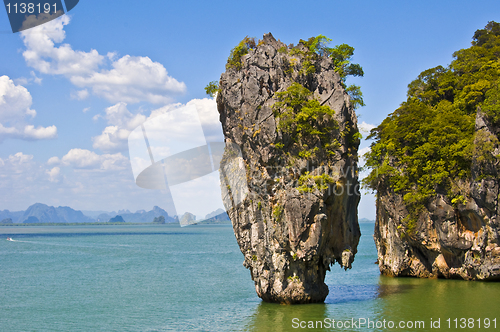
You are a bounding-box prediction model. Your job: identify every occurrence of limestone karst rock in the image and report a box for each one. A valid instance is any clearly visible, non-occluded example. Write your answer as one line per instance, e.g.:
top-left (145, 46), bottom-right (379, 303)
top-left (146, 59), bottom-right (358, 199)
top-left (375, 108), bottom-right (500, 280)
top-left (216, 33), bottom-right (361, 303)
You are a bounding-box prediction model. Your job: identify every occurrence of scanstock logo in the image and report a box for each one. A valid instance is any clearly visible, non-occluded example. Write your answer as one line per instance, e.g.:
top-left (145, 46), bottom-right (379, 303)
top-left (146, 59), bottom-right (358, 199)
top-left (3, 0), bottom-right (79, 33)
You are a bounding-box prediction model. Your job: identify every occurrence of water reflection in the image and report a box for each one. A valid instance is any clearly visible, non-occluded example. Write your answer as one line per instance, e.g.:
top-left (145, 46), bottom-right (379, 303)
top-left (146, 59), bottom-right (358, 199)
top-left (377, 276), bottom-right (500, 331)
top-left (376, 278), bottom-right (416, 298)
top-left (242, 302), bottom-right (328, 332)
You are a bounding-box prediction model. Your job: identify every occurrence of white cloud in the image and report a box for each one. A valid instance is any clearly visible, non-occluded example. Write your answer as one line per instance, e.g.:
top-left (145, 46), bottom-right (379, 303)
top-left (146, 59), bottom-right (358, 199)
top-left (358, 146), bottom-right (371, 157)
top-left (21, 16), bottom-right (186, 104)
top-left (60, 148), bottom-right (128, 171)
top-left (13, 71), bottom-right (43, 87)
top-left (359, 121), bottom-right (376, 136)
top-left (13, 77), bottom-right (29, 86)
top-left (71, 89), bottom-right (89, 100)
top-left (358, 146), bottom-right (371, 166)
top-left (46, 166), bottom-right (61, 182)
top-left (92, 125), bottom-right (130, 152)
top-left (24, 124), bottom-right (58, 140)
top-left (188, 98), bottom-right (224, 142)
top-left (0, 75), bottom-right (36, 122)
top-left (92, 102), bottom-right (146, 153)
top-left (8, 152), bottom-right (33, 165)
top-left (82, 107), bottom-right (90, 113)
top-left (0, 76), bottom-right (57, 142)
top-left (71, 55), bottom-right (186, 104)
top-left (47, 156), bottom-right (60, 165)
top-left (93, 98), bottom-right (224, 154)
top-left (21, 15), bottom-right (103, 76)
top-left (61, 148), bottom-right (102, 169)
top-left (30, 71), bottom-right (42, 85)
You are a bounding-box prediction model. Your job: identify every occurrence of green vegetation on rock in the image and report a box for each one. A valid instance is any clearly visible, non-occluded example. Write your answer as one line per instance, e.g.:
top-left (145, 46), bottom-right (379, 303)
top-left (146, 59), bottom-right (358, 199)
top-left (272, 204), bottom-right (284, 222)
top-left (226, 36), bottom-right (256, 70)
top-left (204, 81), bottom-right (219, 97)
top-left (272, 82), bottom-right (339, 158)
top-left (225, 35), bottom-right (365, 108)
top-left (298, 172), bottom-right (336, 193)
top-left (292, 35), bottom-right (365, 108)
top-left (364, 21), bottom-right (500, 227)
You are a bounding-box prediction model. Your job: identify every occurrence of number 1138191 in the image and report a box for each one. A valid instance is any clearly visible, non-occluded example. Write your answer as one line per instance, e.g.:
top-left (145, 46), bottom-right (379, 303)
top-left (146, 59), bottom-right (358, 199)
top-left (5, 3), bottom-right (58, 14)
top-left (446, 318), bottom-right (497, 329)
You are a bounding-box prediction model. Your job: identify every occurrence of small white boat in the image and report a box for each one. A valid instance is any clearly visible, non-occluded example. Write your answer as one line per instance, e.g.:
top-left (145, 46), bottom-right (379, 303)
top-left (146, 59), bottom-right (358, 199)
top-left (6, 237), bottom-right (14, 241)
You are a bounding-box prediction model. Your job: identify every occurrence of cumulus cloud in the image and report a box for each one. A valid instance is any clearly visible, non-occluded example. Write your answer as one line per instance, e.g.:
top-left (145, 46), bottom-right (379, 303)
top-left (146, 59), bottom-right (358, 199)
top-left (21, 15), bottom-right (103, 76)
top-left (0, 75), bottom-right (36, 122)
top-left (24, 124), bottom-right (58, 139)
top-left (47, 156), bottom-right (60, 165)
top-left (0, 75), bottom-right (57, 142)
top-left (71, 55), bottom-right (186, 104)
top-left (188, 98), bottom-right (224, 142)
top-left (21, 16), bottom-right (186, 104)
top-left (9, 152), bottom-right (34, 165)
top-left (358, 121), bottom-right (376, 136)
top-left (93, 98), bottom-right (224, 154)
top-left (92, 102), bottom-right (146, 152)
top-left (59, 148), bottom-right (129, 171)
top-left (46, 166), bottom-right (61, 182)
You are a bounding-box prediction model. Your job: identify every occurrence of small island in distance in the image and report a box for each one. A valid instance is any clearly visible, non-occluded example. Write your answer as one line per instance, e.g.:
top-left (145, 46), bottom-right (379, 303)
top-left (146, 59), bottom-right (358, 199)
top-left (0, 203), bottom-right (230, 226)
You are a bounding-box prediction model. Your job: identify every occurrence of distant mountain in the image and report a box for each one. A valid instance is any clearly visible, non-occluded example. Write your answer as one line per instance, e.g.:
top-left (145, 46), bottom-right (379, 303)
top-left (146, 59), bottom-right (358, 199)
top-left (197, 208), bottom-right (231, 224)
top-left (19, 203), bottom-right (95, 223)
top-left (359, 218), bottom-right (375, 223)
top-left (0, 209), bottom-right (23, 222)
top-left (109, 215), bottom-right (125, 223)
top-left (95, 206), bottom-right (176, 223)
top-left (1, 204), bottom-right (176, 224)
top-left (80, 210), bottom-right (111, 218)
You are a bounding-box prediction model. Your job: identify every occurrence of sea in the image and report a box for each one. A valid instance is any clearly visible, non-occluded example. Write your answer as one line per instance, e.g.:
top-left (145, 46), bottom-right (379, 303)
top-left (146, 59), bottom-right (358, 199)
top-left (0, 222), bottom-right (499, 331)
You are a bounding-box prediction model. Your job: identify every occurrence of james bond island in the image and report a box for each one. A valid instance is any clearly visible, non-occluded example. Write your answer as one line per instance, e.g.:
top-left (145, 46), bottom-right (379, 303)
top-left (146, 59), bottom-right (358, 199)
top-left (214, 33), bottom-right (363, 303)
top-left (364, 22), bottom-right (500, 280)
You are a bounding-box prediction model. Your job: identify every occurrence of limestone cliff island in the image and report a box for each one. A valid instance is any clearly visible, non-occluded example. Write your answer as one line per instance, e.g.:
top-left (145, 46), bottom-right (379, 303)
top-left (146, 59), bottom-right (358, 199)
top-left (365, 22), bottom-right (500, 280)
top-left (215, 33), bottom-right (362, 303)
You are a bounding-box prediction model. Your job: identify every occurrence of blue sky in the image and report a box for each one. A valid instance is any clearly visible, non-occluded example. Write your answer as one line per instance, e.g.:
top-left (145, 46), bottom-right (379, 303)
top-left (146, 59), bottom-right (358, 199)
top-left (0, 0), bottom-right (498, 218)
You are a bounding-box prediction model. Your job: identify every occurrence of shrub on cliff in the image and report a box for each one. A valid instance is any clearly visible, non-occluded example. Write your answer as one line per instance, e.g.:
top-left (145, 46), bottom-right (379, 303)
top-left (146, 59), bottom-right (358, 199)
top-left (226, 36), bottom-right (256, 70)
top-left (272, 82), bottom-right (339, 157)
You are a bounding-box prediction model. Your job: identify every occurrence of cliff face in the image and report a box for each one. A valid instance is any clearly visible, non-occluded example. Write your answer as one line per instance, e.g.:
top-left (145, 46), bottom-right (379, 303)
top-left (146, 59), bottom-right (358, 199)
top-left (217, 33), bottom-right (361, 303)
top-left (375, 109), bottom-right (500, 280)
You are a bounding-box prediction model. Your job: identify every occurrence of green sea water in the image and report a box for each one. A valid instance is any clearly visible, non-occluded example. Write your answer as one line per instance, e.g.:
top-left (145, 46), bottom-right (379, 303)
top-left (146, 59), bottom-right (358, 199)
top-left (0, 223), bottom-right (499, 331)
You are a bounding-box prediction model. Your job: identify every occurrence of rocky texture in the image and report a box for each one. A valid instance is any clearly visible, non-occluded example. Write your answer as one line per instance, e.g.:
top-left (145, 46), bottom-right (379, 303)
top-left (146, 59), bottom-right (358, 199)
top-left (217, 33), bottom-right (361, 303)
top-left (375, 108), bottom-right (500, 280)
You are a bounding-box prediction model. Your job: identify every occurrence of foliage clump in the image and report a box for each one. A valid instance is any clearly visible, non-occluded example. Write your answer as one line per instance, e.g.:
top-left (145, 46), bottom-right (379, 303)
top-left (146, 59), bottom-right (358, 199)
top-left (204, 81), bottom-right (219, 97)
top-left (364, 21), bottom-right (500, 226)
top-left (272, 204), bottom-right (284, 222)
top-left (226, 36), bottom-right (256, 70)
top-left (272, 82), bottom-right (339, 158)
top-left (298, 172), bottom-right (335, 193)
top-left (292, 35), bottom-right (365, 109)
